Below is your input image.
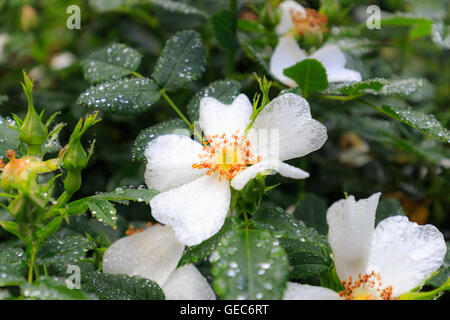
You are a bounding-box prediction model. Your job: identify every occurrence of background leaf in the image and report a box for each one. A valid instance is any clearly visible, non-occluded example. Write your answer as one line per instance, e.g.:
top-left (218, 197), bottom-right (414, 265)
top-left (81, 43), bottom-right (142, 83)
top-left (0, 116), bottom-right (20, 159)
top-left (36, 235), bottom-right (94, 265)
top-left (187, 80), bottom-right (241, 121)
top-left (78, 78), bottom-right (161, 114)
top-left (152, 30), bottom-right (206, 91)
top-left (178, 217), bottom-right (237, 267)
top-left (293, 194), bottom-right (328, 235)
top-left (323, 78), bottom-right (388, 97)
top-left (378, 105), bottom-right (450, 143)
top-left (375, 198), bottom-right (405, 226)
top-left (211, 10), bottom-right (239, 51)
top-left (20, 277), bottom-right (91, 300)
top-left (253, 207), bottom-right (332, 280)
top-left (211, 229), bottom-right (289, 300)
top-left (283, 59), bottom-right (328, 96)
top-left (83, 272), bottom-right (165, 300)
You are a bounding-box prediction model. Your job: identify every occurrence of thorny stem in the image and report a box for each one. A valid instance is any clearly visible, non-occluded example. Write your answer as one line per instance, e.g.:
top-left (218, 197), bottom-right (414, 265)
top-left (131, 71), bottom-right (144, 78)
top-left (160, 89), bottom-right (203, 142)
top-left (28, 243), bottom-right (38, 283)
top-left (319, 93), bottom-right (366, 101)
top-left (131, 71), bottom-right (203, 142)
top-left (160, 89), bottom-right (192, 127)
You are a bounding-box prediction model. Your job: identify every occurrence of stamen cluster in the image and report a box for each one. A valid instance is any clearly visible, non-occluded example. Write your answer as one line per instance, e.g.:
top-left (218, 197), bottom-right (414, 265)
top-left (192, 130), bottom-right (261, 181)
top-left (290, 8), bottom-right (328, 36)
top-left (339, 271), bottom-right (394, 300)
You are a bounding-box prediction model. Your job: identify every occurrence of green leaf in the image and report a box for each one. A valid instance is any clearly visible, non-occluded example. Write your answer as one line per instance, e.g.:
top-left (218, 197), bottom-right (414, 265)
top-left (375, 199), bottom-right (405, 226)
top-left (178, 217), bottom-right (237, 267)
top-left (283, 59), bottom-right (328, 96)
top-left (150, 0), bottom-right (208, 17)
top-left (211, 229), bottom-right (289, 300)
top-left (86, 198), bottom-right (117, 228)
top-left (0, 221), bottom-right (21, 239)
top-left (0, 264), bottom-right (25, 287)
top-left (81, 43), bottom-right (143, 83)
top-left (375, 78), bottom-right (426, 96)
top-left (67, 187), bottom-right (158, 227)
top-left (21, 277), bottom-right (91, 300)
top-left (0, 248), bottom-right (27, 269)
top-left (212, 10), bottom-right (239, 51)
top-left (98, 187), bottom-right (159, 203)
top-left (132, 119), bottom-right (190, 161)
top-left (153, 30), bottom-right (206, 91)
top-left (187, 80), bottom-right (241, 121)
top-left (253, 207), bottom-right (332, 279)
top-left (83, 272), bottom-right (165, 300)
top-left (36, 235), bottom-right (94, 265)
top-left (323, 78), bottom-right (388, 97)
top-left (381, 14), bottom-right (433, 39)
top-left (0, 116), bottom-right (20, 159)
top-left (77, 78), bottom-right (161, 114)
top-left (36, 217), bottom-right (64, 242)
top-left (378, 105), bottom-right (450, 143)
top-left (293, 194), bottom-right (328, 235)
top-left (63, 215), bottom-right (126, 247)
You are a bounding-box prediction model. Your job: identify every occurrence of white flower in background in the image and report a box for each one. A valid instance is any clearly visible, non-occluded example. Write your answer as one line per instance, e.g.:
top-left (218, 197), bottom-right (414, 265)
top-left (270, 1), bottom-right (362, 87)
top-left (284, 193), bottom-right (447, 300)
top-left (338, 132), bottom-right (372, 167)
top-left (0, 33), bottom-right (10, 63)
top-left (50, 52), bottom-right (76, 71)
top-left (103, 224), bottom-right (215, 300)
top-left (145, 93), bottom-right (327, 246)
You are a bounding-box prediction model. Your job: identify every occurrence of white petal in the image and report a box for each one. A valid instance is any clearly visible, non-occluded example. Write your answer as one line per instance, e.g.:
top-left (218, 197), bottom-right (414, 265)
top-left (163, 265), bottom-right (216, 300)
top-left (310, 44), bottom-right (361, 83)
top-left (283, 282), bottom-right (342, 300)
top-left (199, 94), bottom-right (252, 137)
top-left (249, 93), bottom-right (327, 162)
top-left (326, 193), bottom-right (381, 282)
top-left (270, 35), bottom-right (307, 88)
top-left (368, 216), bottom-right (446, 297)
top-left (102, 225), bottom-right (184, 287)
top-left (231, 160), bottom-right (309, 190)
top-left (326, 68), bottom-right (362, 83)
top-left (310, 44), bottom-right (346, 70)
top-left (275, 1), bottom-right (306, 35)
top-left (150, 175), bottom-right (231, 246)
top-left (145, 135), bottom-right (205, 192)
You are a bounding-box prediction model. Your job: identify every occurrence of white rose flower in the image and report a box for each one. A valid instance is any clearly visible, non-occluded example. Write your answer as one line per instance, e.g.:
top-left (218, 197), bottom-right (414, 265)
top-left (283, 193), bottom-right (447, 300)
top-left (270, 1), bottom-right (362, 87)
top-left (103, 224), bottom-right (216, 300)
top-left (145, 93), bottom-right (327, 246)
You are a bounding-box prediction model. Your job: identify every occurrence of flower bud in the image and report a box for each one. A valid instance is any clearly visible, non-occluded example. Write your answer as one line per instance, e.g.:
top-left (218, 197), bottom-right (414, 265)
top-left (60, 141), bottom-right (89, 172)
top-left (260, 0), bottom-right (279, 30)
top-left (18, 72), bottom-right (48, 155)
top-left (59, 113), bottom-right (99, 196)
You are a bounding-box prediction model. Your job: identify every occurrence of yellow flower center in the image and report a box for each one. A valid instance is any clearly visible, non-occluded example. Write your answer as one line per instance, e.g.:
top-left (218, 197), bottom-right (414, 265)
top-left (192, 130), bottom-right (261, 181)
top-left (339, 271), bottom-right (394, 300)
